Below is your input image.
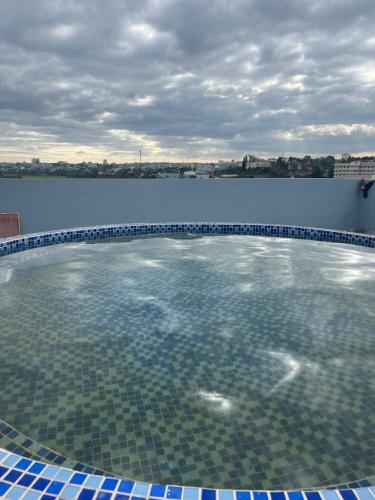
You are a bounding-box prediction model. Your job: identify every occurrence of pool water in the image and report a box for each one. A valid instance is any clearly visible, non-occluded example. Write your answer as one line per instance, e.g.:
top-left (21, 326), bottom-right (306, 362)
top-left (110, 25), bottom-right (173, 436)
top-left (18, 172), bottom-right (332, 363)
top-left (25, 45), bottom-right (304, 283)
top-left (0, 235), bottom-right (374, 489)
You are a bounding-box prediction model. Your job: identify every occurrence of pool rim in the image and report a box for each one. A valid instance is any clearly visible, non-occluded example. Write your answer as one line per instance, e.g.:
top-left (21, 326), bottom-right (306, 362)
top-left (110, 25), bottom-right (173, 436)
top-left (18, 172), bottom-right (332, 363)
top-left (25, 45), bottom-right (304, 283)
top-left (0, 222), bottom-right (374, 258)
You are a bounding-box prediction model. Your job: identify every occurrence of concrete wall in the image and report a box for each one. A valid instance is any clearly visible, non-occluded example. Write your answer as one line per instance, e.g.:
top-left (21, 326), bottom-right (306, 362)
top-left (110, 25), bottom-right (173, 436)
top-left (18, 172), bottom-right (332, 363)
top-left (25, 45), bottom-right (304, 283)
top-left (0, 178), bottom-right (372, 234)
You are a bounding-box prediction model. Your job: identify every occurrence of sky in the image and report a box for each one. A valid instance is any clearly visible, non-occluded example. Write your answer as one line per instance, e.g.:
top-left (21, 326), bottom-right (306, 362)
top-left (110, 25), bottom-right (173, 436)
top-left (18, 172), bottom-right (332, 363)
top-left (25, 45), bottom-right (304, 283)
top-left (0, 0), bottom-right (375, 163)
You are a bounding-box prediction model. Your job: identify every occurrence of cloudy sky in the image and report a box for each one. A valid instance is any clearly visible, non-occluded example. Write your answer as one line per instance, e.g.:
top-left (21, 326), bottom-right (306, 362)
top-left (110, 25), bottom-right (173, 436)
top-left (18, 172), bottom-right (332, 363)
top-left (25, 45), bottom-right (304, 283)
top-left (0, 0), bottom-right (375, 162)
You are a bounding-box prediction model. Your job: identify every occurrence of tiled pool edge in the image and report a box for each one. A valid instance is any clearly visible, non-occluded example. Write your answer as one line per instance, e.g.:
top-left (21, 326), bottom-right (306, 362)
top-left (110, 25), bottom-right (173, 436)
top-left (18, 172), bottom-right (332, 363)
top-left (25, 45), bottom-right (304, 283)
top-left (0, 449), bottom-right (374, 500)
top-left (0, 420), bottom-right (112, 477)
top-left (0, 223), bottom-right (374, 257)
top-left (0, 222), bottom-right (374, 498)
top-left (0, 419), bottom-right (373, 494)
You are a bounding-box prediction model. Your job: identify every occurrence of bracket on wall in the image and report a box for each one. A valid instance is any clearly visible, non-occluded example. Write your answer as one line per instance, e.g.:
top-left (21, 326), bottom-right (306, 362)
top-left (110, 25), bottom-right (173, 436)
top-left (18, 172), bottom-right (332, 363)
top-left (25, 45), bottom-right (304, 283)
top-left (360, 179), bottom-right (374, 199)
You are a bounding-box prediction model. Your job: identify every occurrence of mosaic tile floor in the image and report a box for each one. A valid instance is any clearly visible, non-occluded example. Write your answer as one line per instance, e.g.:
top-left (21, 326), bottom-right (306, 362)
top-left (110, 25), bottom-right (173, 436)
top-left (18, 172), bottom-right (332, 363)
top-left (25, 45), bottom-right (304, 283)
top-left (0, 235), bottom-right (374, 490)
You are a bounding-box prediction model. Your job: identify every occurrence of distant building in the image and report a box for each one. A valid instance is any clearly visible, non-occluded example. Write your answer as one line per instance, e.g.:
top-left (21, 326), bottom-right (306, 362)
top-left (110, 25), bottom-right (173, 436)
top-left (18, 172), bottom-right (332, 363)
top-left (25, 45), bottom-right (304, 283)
top-left (184, 170), bottom-right (197, 178)
top-left (243, 155), bottom-right (271, 169)
top-left (341, 153), bottom-right (351, 161)
top-left (196, 164), bottom-right (214, 175)
top-left (287, 158), bottom-right (302, 171)
top-left (31, 158), bottom-right (40, 164)
top-left (334, 161), bottom-right (375, 179)
top-left (216, 160), bottom-right (240, 170)
top-left (103, 159), bottom-right (108, 166)
top-left (287, 156), bottom-right (314, 172)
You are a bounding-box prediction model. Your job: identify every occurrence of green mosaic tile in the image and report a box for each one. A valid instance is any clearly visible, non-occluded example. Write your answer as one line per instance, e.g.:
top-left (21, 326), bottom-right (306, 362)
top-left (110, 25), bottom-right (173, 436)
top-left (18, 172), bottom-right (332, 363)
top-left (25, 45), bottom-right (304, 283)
top-left (0, 235), bottom-right (374, 490)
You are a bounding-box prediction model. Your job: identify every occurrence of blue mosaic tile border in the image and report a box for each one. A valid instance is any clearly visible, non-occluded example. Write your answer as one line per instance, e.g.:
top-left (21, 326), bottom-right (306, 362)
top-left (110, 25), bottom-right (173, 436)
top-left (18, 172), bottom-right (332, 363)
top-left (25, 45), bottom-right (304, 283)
top-left (0, 449), bottom-right (374, 500)
top-left (0, 421), bottom-right (112, 477)
top-left (0, 223), bottom-right (374, 257)
top-left (1, 419), bottom-right (373, 494)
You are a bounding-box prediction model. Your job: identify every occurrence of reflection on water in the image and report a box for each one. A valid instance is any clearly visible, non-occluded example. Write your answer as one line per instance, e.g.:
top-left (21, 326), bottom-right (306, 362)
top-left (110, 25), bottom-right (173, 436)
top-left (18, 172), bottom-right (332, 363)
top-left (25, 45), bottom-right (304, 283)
top-left (197, 390), bottom-right (233, 414)
top-left (0, 235), bottom-right (374, 490)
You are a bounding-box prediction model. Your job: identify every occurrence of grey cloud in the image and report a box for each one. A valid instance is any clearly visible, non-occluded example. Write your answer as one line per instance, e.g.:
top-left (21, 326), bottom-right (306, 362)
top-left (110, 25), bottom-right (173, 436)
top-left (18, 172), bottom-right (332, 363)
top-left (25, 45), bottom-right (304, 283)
top-left (0, 0), bottom-right (374, 161)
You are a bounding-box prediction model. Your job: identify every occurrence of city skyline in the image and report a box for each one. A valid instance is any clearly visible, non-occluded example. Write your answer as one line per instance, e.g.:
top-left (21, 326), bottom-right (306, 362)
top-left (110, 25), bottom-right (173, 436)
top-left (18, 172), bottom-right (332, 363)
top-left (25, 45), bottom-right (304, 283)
top-left (1, 151), bottom-right (374, 165)
top-left (0, 0), bottom-right (375, 162)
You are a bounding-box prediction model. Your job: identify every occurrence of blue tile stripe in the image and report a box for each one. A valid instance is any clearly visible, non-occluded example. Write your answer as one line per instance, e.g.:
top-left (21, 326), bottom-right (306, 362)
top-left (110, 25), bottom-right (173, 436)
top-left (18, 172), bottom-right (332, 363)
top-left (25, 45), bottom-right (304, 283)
top-left (0, 449), bottom-right (374, 500)
top-left (0, 420), bottom-right (111, 476)
top-left (0, 222), bottom-right (374, 258)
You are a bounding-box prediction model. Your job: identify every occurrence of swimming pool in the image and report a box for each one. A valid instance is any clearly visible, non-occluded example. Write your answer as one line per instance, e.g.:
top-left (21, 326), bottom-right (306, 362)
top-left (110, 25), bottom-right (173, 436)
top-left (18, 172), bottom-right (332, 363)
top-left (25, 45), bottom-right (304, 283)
top-left (0, 224), bottom-right (374, 493)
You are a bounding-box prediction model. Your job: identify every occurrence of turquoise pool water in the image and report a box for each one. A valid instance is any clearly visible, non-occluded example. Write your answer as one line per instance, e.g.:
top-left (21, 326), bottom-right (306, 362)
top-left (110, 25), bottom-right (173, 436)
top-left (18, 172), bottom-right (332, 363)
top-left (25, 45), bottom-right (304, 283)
top-left (0, 235), bottom-right (374, 490)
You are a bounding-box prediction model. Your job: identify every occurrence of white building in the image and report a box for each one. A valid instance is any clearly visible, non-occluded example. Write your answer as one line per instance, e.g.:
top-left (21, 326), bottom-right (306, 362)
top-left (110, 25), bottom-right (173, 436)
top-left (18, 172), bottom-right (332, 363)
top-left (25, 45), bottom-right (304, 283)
top-left (217, 160), bottom-right (241, 169)
top-left (243, 155), bottom-right (271, 169)
top-left (334, 161), bottom-right (375, 179)
top-left (246, 159), bottom-right (271, 169)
